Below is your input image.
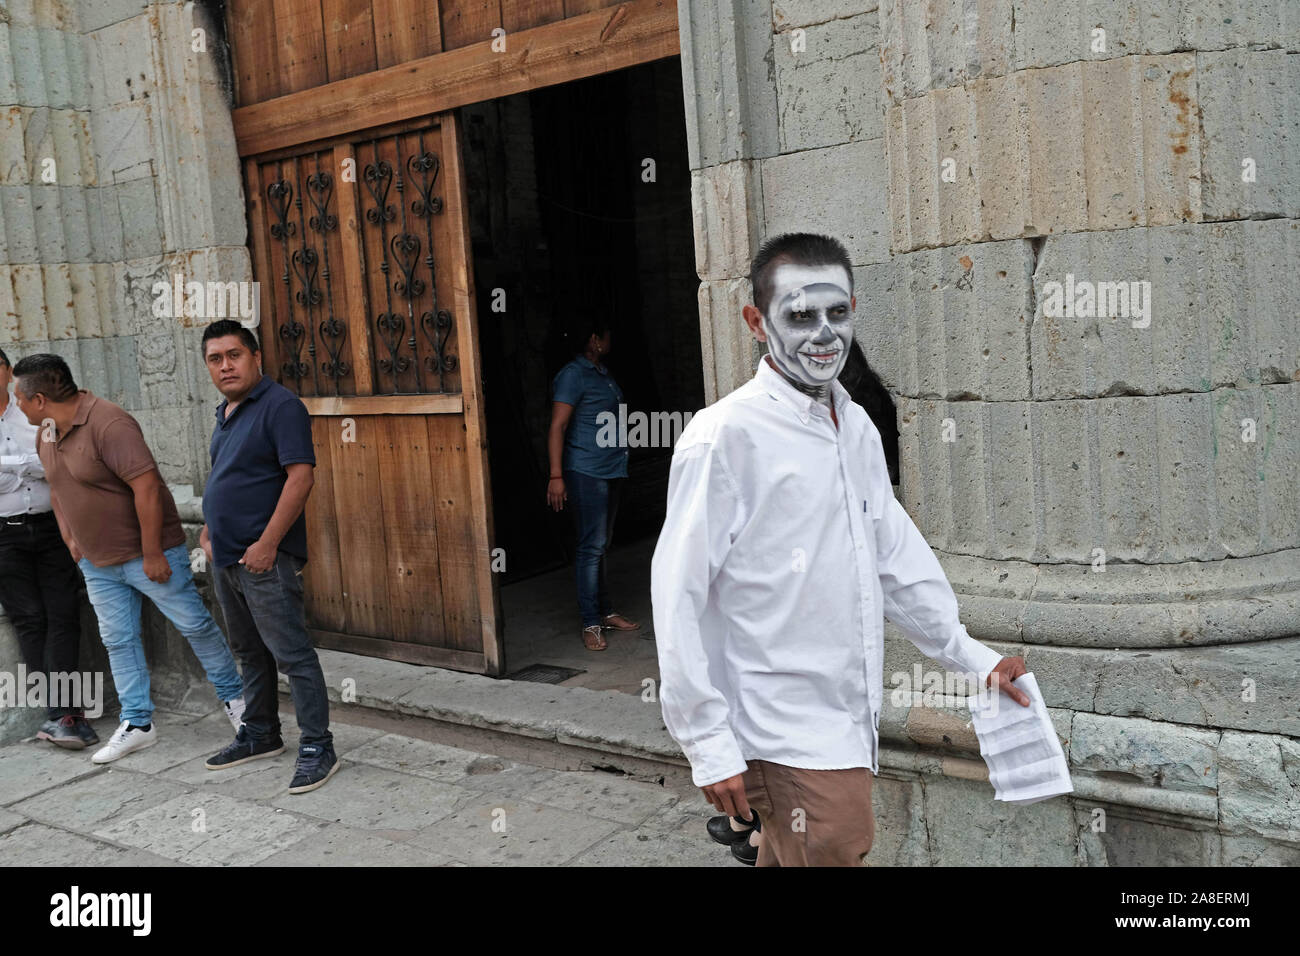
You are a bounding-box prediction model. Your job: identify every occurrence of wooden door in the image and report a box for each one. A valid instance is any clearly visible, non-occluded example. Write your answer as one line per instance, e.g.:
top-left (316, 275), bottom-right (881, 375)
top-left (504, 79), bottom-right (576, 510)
top-left (242, 111), bottom-right (504, 674)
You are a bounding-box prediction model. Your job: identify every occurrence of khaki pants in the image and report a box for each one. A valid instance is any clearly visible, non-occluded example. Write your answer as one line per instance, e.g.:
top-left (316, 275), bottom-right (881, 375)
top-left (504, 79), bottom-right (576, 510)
top-left (741, 759), bottom-right (875, 867)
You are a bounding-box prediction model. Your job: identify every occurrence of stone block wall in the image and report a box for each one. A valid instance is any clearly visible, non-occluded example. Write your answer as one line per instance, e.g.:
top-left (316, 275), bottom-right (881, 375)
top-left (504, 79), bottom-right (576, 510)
top-left (0, 0), bottom-right (248, 491)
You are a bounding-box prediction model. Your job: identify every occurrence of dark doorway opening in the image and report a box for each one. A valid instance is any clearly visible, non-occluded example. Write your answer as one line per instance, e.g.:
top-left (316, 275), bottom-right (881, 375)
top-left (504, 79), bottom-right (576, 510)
top-left (461, 58), bottom-right (700, 691)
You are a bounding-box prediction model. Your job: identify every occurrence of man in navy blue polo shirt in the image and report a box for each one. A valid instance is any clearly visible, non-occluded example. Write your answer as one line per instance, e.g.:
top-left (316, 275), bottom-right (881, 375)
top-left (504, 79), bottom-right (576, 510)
top-left (197, 320), bottom-right (339, 794)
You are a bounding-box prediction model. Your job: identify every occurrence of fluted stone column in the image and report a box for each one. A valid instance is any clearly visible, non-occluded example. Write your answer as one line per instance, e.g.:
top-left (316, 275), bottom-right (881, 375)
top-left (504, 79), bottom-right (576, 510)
top-left (679, 0), bottom-right (1300, 863)
top-left (876, 1), bottom-right (1300, 657)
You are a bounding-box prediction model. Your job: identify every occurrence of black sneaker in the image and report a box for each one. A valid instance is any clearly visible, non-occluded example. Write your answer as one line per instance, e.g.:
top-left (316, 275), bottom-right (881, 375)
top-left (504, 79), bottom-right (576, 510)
top-left (36, 715), bottom-right (88, 750)
top-left (287, 743), bottom-right (339, 794)
top-left (204, 726), bottom-right (285, 770)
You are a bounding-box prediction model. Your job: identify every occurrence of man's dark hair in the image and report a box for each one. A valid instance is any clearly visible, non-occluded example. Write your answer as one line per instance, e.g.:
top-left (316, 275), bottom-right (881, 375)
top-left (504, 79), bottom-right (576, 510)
top-left (12, 353), bottom-right (78, 402)
top-left (749, 233), bottom-right (854, 316)
top-left (0, 347), bottom-right (9, 368)
top-left (202, 320), bottom-right (260, 355)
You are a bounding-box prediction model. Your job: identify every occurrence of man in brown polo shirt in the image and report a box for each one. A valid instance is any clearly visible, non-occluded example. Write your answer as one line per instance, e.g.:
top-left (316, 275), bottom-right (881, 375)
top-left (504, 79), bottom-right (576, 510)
top-left (12, 354), bottom-right (246, 764)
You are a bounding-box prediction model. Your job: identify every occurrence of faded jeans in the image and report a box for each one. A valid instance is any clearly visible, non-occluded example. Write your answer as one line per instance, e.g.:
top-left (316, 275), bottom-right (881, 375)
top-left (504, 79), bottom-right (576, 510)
top-left (213, 551), bottom-right (332, 749)
top-left (78, 543), bottom-right (244, 726)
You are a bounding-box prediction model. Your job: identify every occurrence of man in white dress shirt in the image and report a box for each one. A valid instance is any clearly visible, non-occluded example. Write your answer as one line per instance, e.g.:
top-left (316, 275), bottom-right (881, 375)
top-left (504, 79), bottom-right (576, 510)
top-left (0, 349), bottom-right (96, 748)
top-left (651, 233), bottom-right (1030, 866)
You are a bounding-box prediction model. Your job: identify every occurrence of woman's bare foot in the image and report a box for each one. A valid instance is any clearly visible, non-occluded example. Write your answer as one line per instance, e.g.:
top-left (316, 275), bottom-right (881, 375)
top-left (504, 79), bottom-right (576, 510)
top-left (581, 625), bottom-right (607, 651)
top-left (602, 612), bottom-right (641, 631)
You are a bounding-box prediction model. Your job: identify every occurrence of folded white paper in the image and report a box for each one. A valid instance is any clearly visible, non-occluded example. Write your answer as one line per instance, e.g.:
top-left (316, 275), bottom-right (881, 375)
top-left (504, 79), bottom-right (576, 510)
top-left (966, 672), bottom-right (1073, 805)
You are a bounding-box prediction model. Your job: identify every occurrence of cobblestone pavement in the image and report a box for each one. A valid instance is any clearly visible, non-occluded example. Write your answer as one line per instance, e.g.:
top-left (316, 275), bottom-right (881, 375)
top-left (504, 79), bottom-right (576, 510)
top-left (0, 709), bottom-right (736, 867)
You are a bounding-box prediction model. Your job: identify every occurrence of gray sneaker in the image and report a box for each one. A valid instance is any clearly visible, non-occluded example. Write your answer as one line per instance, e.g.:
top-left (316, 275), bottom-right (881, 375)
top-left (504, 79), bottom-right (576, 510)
top-left (36, 715), bottom-right (97, 750)
top-left (70, 716), bottom-right (100, 748)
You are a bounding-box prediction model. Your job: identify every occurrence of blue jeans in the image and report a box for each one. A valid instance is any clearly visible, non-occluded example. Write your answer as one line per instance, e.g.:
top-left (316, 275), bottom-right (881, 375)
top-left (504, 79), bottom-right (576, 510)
top-left (212, 551), bottom-right (332, 749)
top-left (565, 470), bottom-right (623, 628)
top-left (78, 543), bottom-right (244, 726)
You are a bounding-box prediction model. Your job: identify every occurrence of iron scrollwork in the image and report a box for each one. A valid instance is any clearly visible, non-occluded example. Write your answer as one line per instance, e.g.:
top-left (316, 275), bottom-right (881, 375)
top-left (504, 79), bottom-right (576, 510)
top-left (266, 179), bottom-right (310, 383)
top-left (307, 168), bottom-right (349, 383)
top-left (361, 134), bottom-right (457, 393)
top-left (409, 138), bottom-right (453, 391)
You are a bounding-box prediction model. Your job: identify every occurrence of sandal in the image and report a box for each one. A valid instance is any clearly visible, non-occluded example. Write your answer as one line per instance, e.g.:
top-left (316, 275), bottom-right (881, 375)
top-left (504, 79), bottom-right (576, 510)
top-left (602, 612), bottom-right (641, 631)
top-left (581, 625), bottom-right (607, 651)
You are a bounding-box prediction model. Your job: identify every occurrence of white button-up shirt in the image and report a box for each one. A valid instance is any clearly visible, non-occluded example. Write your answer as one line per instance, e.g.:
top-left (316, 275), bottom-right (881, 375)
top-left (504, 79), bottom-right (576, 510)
top-left (0, 395), bottom-right (51, 517)
top-left (651, 357), bottom-right (1003, 787)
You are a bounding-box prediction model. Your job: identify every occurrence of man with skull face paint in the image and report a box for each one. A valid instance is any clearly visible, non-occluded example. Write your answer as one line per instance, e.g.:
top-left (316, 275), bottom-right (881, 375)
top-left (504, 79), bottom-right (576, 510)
top-left (651, 233), bottom-right (1029, 866)
top-left (755, 261), bottom-right (857, 407)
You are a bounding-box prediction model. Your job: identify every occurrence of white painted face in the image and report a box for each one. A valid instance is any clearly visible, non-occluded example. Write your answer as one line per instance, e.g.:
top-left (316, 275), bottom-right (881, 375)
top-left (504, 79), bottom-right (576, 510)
top-left (760, 263), bottom-right (854, 388)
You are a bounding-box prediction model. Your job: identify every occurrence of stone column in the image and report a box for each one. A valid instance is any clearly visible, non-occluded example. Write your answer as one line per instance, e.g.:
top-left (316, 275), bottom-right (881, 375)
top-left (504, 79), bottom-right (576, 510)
top-left (876, 0), bottom-right (1300, 652)
top-left (867, 0), bottom-right (1300, 864)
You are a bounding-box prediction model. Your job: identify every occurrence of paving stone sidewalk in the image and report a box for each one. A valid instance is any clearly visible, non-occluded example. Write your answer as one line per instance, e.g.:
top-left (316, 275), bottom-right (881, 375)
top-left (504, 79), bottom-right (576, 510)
top-left (0, 709), bottom-right (734, 867)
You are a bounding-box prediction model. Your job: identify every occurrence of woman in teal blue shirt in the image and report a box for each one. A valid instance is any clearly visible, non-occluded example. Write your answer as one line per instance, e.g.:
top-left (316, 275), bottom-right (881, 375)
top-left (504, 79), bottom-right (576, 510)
top-left (546, 322), bottom-right (640, 651)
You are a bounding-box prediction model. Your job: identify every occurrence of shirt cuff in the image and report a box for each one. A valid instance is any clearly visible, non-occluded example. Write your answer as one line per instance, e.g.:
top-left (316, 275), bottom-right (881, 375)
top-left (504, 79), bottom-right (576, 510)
top-left (684, 728), bottom-right (750, 789)
top-left (959, 637), bottom-right (1005, 691)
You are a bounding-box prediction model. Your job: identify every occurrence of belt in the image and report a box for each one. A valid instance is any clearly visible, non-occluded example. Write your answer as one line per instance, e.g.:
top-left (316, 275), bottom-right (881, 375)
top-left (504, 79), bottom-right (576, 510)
top-left (1, 511), bottom-right (54, 526)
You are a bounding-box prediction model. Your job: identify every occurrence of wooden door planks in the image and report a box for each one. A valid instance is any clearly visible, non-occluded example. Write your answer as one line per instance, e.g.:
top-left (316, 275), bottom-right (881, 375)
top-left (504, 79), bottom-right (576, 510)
top-left (273, 0), bottom-right (329, 95)
top-left (232, 0), bottom-right (679, 156)
top-left (229, 0), bottom-right (282, 104)
top-left (502, 0), bottom-right (565, 33)
top-left (331, 142), bottom-right (375, 395)
top-left (372, 0), bottom-right (443, 69)
top-left (303, 416), bottom-right (348, 632)
top-left (327, 414), bottom-right (392, 636)
top-left (375, 415), bottom-right (448, 645)
top-left (563, 0), bottom-right (622, 15)
top-left (321, 0), bottom-right (379, 80)
top-left (229, 0), bottom-right (648, 108)
top-left (425, 413), bottom-right (482, 652)
top-left (439, 109), bottom-right (503, 671)
top-left (440, 0), bottom-right (502, 51)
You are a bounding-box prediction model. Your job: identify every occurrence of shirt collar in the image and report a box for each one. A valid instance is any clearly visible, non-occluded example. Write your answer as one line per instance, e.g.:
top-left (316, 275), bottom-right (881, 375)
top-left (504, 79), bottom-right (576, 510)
top-left (215, 374), bottom-right (272, 421)
top-left (754, 355), bottom-right (848, 425)
top-left (71, 390), bottom-right (94, 427)
top-left (1, 395), bottom-right (27, 425)
top-left (575, 356), bottom-right (608, 376)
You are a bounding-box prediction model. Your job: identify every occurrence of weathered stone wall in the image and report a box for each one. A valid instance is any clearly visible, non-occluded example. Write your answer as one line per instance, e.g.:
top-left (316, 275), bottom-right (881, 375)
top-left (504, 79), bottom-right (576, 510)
top-left (0, 0), bottom-right (243, 742)
top-left (0, 0), bottom-right (246, 489)
top-left (680, 0), bottom-right (1300, 863)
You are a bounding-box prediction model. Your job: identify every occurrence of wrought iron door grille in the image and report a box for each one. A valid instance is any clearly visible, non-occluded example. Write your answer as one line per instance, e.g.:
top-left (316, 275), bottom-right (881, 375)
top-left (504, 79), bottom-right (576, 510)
top-left (263, 150), bottom-right (352, 397)
top-left (252, 123), bottom-right (461, 399)
top-left (359, 127), bottom-right (459, 395)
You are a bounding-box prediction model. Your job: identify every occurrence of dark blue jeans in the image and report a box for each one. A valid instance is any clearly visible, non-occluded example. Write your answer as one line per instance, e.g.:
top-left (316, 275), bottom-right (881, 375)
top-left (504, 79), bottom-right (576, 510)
top-left (213, 551), bottom-right (332, 749)
top-left (565, 470), bottom-right (623, 628)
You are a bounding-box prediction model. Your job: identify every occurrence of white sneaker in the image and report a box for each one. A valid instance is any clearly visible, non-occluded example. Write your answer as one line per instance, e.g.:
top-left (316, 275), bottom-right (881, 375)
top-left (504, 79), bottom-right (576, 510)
top-left (223, 697), bottom-right (246, 733)
top-left (91, 721), bottom-right (157, 764)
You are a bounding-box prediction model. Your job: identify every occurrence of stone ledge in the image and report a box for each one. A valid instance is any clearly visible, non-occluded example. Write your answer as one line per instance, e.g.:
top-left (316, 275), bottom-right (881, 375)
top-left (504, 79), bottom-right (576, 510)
top-left (884, 626), bottom-right (1300, 737)
top-left (280, 647), bottom-right (1298, 849)
top-left (941, 549), bottom-right (1300, 648)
